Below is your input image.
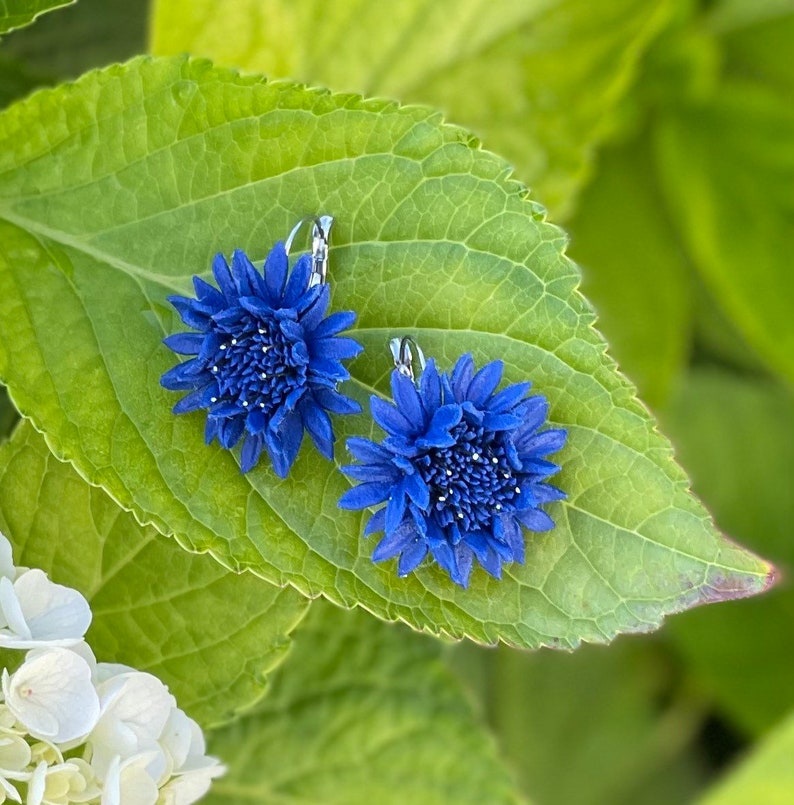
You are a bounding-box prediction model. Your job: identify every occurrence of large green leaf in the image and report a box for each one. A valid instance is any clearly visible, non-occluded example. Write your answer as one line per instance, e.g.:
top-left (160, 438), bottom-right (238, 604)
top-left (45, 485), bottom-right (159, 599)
top-left (660, 370), bottom-right (794, 735)
top-left (0, 0), bottom-right (73, 35)
top-left (567, 138), bottom-right (692, 407)
top-left (655, 79), bottom-right (794, 386)
top-left (0, 421), bottom-right (309, 727)
top-left (149, 0), bottom-right (674, 219)
top-left (451, 638), bottom-right (705, 805)
top-left (0, 56), bottom-right (773, 651)
top-left (205, 602), bottom-right (525, 805)
top-left (697, 710), bottom-right (794, 805)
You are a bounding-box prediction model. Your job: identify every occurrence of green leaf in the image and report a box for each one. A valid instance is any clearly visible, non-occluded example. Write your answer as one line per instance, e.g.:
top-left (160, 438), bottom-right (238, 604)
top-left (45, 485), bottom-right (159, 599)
top-left (0, 56), bottom-right (773, 651)
top-left (706, 0), bottom-right (794, 34)
top-left (0, 420), bottom-right (309, 727)
top-left (697, 710), bottom-right (794, 805)
top-left (149, 0), bottom-right (675, 219)
top-left (0, 0), bottom-right (73, 35)
top-left (660, 370), bottom-right (794, 734)
top-left (205, 602), bottom-right (525, 805)
top-left (655, 80), bottom-right (794, 386)
top-left (2, 0), bottom-right (147, 81)
top-left (567, 138), bottom-right (692, 407)
top-left (451, 639), bottom-right (705, 805)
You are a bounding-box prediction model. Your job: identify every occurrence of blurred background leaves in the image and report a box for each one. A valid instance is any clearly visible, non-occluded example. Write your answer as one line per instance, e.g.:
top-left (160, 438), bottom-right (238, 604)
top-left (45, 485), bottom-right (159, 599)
top-left (0, 0), bottom-right (792, 802)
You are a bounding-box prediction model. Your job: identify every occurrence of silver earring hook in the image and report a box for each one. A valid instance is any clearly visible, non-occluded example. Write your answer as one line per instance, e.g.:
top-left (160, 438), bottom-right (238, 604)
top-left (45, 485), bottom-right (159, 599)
top-left (284, 215), bottom-right (334, 287)
top-left (389, 336), bottom-right (426, 384)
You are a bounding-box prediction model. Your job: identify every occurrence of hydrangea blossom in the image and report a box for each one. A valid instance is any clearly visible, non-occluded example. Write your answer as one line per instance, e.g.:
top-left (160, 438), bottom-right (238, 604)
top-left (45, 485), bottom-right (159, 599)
top-left (0, 532), bottom-right (223, 804)
top-left (0, 571), bottom-right (91, 651)
top-left (339, 355), bottom-right (567, 587)
top-left (161, 241), bottom-right (363, 476)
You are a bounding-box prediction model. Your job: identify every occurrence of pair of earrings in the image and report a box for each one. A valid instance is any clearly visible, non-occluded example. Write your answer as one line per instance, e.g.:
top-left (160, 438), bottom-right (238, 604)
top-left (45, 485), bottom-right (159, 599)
top-left (161, 217), bottom-right (566, 588)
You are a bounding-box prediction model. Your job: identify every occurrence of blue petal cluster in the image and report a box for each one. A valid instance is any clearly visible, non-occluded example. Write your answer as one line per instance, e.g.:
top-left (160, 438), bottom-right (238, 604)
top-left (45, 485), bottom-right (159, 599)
top-left (339, 355), bottom-right (566, 587)
top-left (161, 243), bottom-right (362, 476)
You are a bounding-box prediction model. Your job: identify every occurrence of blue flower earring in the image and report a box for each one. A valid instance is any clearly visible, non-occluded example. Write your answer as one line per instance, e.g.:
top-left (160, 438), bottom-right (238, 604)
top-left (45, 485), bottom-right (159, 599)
top-left (160, 216), bottom-right (363, 477)
top-left (339, 337), bottom-right (567, 587)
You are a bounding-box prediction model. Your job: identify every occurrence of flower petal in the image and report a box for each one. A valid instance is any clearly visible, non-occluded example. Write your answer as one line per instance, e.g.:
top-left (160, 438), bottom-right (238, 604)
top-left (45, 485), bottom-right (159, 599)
top-left (311, 337), bottom-right (363, 361)
top-left (397, 538), bottom-right (429, 576)
top-left (231, 249), bottom-right (260, 296)
top-left (371, 396), bottom-right (415, 436)
top-left (372, 521), bottom-right (418, 562)
top-left (517, 508), bottom-right (556, 532)
top-left (338, 482), bottom-right (391, 510)
top-left (466, 360), bottom-right (503, 405)
top-left (163, 333), bottom-right (205, 355)
top-left (301, 404), bottom-right (334, 459)
top-left (418, 359), bottom-right (442, 415)
top-left (488, 381), bottom-right (531, 413)
top-left (391, 370), bottom-right (424, 428)
top-left (311, 310), bottom-right (357, 339)
top-left (282, 254), bottom-right (312, 307)
top-left (449, 353), bottom-right (475, 401)
top-left (3, 648), bottom-right (100, 743)
top-left (415, 404), bottom-right (462, 450)
top-left (240, 433), bottom-right (264, 474)
top-left (313, 388), bottom-right (361, 416)
top-left (264, 241), bottom-right (288, 301)
top-left (211, 253), bottom-right (237, 300)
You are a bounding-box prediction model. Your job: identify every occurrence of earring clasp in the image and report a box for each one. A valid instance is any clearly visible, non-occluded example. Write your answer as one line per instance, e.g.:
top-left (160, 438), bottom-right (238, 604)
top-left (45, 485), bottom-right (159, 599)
top-left (389, 336), bottom-right (426, 384)
top-left (285, 215), bottom-right (334, 287)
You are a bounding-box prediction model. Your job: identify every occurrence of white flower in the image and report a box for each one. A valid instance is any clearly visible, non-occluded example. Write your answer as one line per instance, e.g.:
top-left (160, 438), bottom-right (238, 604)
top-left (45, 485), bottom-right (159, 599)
top-left (157, 710), bottom-right (224, 805)
top-left (88, 670), bottom-right (174, 785)
top-left (26, 758), bottom-right (101, 805)
top-left (101, 753), bottom-right (159, 805)
top-left (2, 649), bottom-right (100, 744)
top-left (0, 571), bottom-right (91, 650)
top-left (0, 730), bottom-right (31, 804)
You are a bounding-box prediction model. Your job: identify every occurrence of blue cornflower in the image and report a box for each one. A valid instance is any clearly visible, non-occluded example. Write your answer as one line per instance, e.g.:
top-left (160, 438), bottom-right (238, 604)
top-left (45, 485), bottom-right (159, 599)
top-left (339, 355), bottom-right (566, 587)
top-left (160, 242), bottom-right (362, 476)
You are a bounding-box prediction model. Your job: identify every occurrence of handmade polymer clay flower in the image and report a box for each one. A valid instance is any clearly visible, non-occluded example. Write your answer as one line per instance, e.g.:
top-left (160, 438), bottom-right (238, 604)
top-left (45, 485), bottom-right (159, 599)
top-left (161, 217), bottom-right (363, 477)
top-left (339, 338), bottom-right (567, 588)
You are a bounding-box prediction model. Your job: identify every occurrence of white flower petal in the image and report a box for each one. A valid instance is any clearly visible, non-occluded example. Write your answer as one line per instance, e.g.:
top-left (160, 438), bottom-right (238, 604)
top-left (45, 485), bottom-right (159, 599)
top-left (6, 570), bottom-right (91, 648)
top-left (158, 761), bottom-right (225, 805)
top-left (0, 531), bottom-right (16, 581)
top-left (0, 576), bottom-right (32, 640)
top-left (0, 735), bottom-right (30, 773)
top-left (101, 753), bottom-right (158, 805)
top-left (0, 775), bottom-right (23, 803)
top-left (89, 672), bottom-right (174, 782)
top-left (3, 648), bottom-right (100, 743)
top-left (26, 761), bottom-right (46, 805)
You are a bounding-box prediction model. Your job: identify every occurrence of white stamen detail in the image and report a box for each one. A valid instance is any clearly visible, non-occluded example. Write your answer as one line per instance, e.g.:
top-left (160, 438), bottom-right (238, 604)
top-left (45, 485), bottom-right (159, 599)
top-left (258, 328), bottom-right (265, 334)
top-left (472, 452), bottom-right (480, 461)
top-left (492, 457), bottom-right (499, 464)
top-left (261, 372), bottom-right (267, 380)
top-left (210, 397), bottom-right (217, 403)
top-left (259, 402), bottom-right (265, 408)
top-left (231, 338), bottom-right (237, 345)
top-left (242, 401), bottom-right (249, 407)
top-left (262, 346), bottom-right (269, 353)
top-left (495, 504), bottom-right (502, 510)
top-left (514, 486), bottom-right (521, 494)
top-left (503, 472), bottom-right (510, 479)
top-left (438, 495), bottom-right (447, 502)
top-left (446, 470), bottom-right (453, 477)
top-left (212, 366), bottom-right (218, 373)
top-left (219, 344), bottom-right (227, 350)
top-left (457, 513), bottom-right (464, 519)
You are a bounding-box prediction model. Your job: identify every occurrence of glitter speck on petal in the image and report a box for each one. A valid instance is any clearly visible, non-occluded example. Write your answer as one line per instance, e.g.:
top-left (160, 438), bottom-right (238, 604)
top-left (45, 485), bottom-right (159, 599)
top-left (339, 355), bottom-right (566, 587)
top-left (161, 242), bottom-right (363, 476)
